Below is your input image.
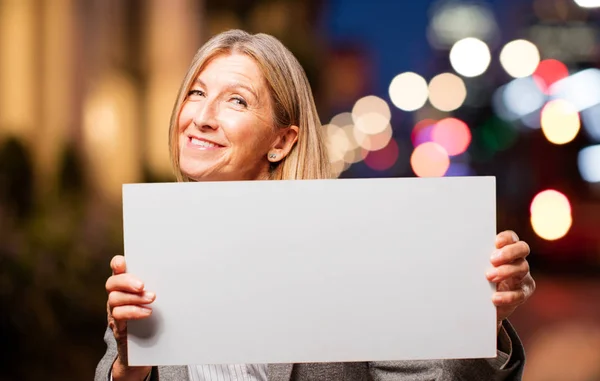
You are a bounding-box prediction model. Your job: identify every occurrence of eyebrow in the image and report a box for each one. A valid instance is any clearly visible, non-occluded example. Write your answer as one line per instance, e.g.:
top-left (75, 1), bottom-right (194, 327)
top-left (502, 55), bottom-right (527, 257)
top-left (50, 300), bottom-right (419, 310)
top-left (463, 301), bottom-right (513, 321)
top-left (193, 78), bottom-right (260, 101)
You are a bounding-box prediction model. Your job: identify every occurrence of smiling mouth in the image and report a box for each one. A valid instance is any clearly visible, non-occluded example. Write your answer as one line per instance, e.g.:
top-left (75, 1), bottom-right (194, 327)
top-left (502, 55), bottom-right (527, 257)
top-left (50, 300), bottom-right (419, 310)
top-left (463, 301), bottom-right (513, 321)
top-left (188, 136), bottom-right (224, 150)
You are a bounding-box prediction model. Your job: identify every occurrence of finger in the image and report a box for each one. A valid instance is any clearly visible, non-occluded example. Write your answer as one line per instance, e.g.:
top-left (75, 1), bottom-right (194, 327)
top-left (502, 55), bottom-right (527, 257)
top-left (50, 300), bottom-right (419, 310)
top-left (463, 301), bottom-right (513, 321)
top-left (495, 230), bottom-right (519, 249)
top-left (111, 305), bottom-right (152, 321)
top-left (492, 290), bottom-right (526, 306)
top-left (106, 273), bottom-right (145, 294)
top-left (491, 241), bottom-right (530, 266)
top-left (108, 291), bottom-right (156, 309)
top-left (111, 255), bottom-right (127, 275)
top-left (486, 259), bottom-right (530, 283)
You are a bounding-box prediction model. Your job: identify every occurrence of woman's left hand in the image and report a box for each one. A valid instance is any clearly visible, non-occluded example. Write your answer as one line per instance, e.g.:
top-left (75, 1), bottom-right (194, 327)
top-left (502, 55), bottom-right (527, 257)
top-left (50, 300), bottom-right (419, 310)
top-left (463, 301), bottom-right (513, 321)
top-left (486, 230), bottom-right (536, 330)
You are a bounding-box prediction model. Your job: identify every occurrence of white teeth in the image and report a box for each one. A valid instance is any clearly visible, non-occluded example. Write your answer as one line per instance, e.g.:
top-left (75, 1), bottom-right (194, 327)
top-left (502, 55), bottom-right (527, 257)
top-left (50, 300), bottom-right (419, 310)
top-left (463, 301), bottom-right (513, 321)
top-left (191, 138), bottom-right (218, 148)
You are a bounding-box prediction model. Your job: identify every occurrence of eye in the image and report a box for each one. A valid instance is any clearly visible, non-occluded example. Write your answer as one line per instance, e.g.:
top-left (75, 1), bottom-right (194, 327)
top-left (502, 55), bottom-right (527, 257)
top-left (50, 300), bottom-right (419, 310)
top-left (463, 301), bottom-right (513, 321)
top-left (187, 89), bottom-right (205, 99)
top-left (231, 96), bottom-right (248, 107)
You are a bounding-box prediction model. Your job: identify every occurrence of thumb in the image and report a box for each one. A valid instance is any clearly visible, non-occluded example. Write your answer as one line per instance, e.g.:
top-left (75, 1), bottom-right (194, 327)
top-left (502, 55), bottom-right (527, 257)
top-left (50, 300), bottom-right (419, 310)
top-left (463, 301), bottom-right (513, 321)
top-left (111, 255), bottom-right (127, 275)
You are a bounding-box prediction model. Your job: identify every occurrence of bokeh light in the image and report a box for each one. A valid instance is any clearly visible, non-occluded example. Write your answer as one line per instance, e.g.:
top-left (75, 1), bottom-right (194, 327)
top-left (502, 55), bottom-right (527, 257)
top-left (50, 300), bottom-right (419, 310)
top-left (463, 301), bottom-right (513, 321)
top-left (326, 113), bottom-right (354, 170)
top-left (502, 76), bottom-right (547, 120)
top-left (449, 37), bottom-right (491, 77)
top-left (431, 118), bottom-right (471, 156)
top-left (329, 112), bottom-right (353, 128)
top-left (428, 73), bottom-right (467, 112)
top-left (351, 95), bottom-right (391, 135)
top-left (363, 138), bottom-right (399, 171)
top-left (412, 119), bottom-right (437, 146)
top-left (325, 123), bottom-right (350, 163)
top-left (353, 123), bottom-right (393, 151)
top-left (533, 59), bottom-right (569, 94)
top-left (410, 142), bottom-right (450, 177)
top-left (581, 103), bottom-right (600, 142)
top-left (492, 86), bottom-right (519, 122)
top-left (574, 0), bottom-right (600, 8)
top-left (541, 100), bottom-right (581, 145)
top-left (499, 39), bottom-right (540, 78)
top-left (520, 111), bottom-right (542, 130)
top-left (427, 2), bottom-right (499, 48)
top-left (530, 190), bottom-right (572, 241)
top-left (578, 145), bottom-right (600, 183)
top-left (389, 72), bottom-right (429, 111)
top-left (550, 68), bottom-right (600, 112)
top-left (341, 125), bottom-right (363, 165)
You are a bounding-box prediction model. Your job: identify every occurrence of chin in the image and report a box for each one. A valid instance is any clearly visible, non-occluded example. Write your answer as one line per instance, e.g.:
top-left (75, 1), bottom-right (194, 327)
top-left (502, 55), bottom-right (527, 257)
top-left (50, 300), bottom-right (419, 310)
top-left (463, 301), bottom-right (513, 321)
top-left (180, 162), bottom-right (222, 181)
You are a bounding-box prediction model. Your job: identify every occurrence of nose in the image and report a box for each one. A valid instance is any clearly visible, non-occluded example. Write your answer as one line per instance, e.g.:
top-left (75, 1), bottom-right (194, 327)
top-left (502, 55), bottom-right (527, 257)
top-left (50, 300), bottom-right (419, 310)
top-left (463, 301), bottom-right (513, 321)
top-left (192, 98), bottom-right (219, 131)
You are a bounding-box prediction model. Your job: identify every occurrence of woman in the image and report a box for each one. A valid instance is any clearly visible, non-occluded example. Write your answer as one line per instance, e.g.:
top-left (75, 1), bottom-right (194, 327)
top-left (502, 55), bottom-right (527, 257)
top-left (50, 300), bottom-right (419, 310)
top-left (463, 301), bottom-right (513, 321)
top-left (96, 30), bottom-right (535, 381)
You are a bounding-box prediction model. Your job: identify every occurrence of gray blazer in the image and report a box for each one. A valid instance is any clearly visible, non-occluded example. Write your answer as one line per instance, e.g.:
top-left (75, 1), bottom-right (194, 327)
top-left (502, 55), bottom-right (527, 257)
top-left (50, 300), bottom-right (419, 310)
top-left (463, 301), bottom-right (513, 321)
top-left (95, 320), bottom-right (525, 380)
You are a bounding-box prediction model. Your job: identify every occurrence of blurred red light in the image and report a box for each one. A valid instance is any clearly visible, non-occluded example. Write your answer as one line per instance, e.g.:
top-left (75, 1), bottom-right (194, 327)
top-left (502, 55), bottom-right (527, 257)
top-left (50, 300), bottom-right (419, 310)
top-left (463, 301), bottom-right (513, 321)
top-left (364, 139), bottom-right (399, 171)
top-left (411, 119), bottom-right (437, 147)
top-left (533, 59), bottom-right (569, 94)
top-left (431, 118), bottom-right (472, 156)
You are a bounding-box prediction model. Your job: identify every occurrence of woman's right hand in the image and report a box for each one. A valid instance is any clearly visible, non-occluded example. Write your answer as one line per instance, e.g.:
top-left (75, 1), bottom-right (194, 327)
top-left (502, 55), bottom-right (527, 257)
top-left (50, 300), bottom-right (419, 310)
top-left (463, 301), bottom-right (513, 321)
top-left (106, 255), bottom-right (156, 381)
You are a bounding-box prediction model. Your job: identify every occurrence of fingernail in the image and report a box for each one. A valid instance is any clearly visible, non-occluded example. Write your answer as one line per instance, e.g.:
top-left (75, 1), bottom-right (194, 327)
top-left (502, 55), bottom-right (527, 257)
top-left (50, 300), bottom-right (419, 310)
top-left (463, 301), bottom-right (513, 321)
top-left (486, 269), bottom-right (498, 280)
top-left (492, 294), bottom-right (503, 303)
top-left (143, 291), bottom-right (155, 302)
top-left (511, 232), bottom-right (519, 243)
top-left (492, 249), bottom-right (502, 259)
top-left (133, 281), bottom-right (144, 291)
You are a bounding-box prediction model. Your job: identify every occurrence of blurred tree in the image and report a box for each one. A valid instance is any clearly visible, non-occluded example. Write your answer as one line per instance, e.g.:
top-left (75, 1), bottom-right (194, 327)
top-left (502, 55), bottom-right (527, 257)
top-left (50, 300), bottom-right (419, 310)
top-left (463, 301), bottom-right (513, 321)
top-left (0, 136), bottom-right (34, 221)
top-left (57, 144), bottom-right (86, 197)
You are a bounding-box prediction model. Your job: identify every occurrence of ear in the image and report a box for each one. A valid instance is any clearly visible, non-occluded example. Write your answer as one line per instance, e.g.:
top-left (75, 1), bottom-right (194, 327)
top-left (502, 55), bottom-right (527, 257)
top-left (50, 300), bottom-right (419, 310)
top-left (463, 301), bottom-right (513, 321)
top-left (267, 125), bottom-right (299, 163)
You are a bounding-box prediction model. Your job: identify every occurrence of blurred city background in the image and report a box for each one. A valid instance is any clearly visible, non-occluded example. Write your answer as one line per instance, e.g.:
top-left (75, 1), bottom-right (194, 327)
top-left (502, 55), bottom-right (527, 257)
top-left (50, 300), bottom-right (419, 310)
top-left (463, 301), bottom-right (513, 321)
top-left (1, 0), bottom-right (599, 380)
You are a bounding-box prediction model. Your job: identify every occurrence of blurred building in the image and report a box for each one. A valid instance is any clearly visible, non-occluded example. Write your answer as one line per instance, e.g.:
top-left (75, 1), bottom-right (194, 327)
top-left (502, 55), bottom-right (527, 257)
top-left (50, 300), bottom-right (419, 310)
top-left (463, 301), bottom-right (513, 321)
top-left (0, 0), bottom-right (203, 203)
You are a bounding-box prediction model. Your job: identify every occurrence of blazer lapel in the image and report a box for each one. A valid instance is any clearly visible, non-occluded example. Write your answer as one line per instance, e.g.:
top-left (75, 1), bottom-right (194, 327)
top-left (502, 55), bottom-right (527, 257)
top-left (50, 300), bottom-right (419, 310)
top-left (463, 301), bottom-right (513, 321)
top-left (268, 363), bottom-right (293, 381)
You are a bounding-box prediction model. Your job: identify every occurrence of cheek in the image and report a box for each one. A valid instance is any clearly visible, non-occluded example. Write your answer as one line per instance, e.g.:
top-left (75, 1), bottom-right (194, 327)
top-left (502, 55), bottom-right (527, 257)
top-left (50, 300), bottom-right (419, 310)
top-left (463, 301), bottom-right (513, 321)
top-left (178, 103), bottom-right (195, 131)
top-left (226, 114), bottom-right (275, 151)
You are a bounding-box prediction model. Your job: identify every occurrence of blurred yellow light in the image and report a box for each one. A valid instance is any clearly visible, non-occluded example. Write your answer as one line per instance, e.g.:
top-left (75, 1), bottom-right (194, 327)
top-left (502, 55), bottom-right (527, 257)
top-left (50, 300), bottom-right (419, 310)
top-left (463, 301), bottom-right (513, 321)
top-left (327, 113), bottom-right (365, 166)
top-left (341, 125), bottom-right (363, 164)
top-left (449, 37), bottom-right (491, 77)
top-left (83, 73), bottom-right (141, 201)
top-left (329, 112), bottom-right (353, 128)
top-left (500, 39), bottom-right (540, 78)
top-left (530, 190), bottom-right (572, 240)
top-left (341, 124), bottom-right (359, 150)
top-left (389, 72), bottom-right (429, 111)
top-left (428, 73), bottom-right (467, 112)
top-left (541, 100), bottom-right (581, 145)
top-left (325, 124), bottom-right (350, 163)
top-left (410, 142), bottom-right (450, 177)
top-left (343, 147), bottom-right (363, 165)
top-left (352, 95), bottom-right (391, 135)
top-left (353, 123), bottom-right (393, 151)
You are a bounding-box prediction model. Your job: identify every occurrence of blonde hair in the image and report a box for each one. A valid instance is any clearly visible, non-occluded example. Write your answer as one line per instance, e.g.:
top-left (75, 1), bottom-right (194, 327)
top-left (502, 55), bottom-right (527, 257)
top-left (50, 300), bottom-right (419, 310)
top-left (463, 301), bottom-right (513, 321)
top-left (168, 30), bottom-right (331, 181)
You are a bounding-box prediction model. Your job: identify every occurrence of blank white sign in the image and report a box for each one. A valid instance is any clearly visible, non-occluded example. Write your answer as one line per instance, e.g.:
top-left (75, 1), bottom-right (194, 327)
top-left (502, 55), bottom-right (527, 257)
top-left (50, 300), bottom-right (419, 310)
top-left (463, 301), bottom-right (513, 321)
top-left (123, 177), bottom-right (497, 366)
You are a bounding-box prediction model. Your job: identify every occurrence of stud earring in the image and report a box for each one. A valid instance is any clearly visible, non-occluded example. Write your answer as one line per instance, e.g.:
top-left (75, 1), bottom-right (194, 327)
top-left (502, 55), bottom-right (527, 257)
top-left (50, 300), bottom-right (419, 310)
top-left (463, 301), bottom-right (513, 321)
top-left (268, 153), bottom-right (277, 159)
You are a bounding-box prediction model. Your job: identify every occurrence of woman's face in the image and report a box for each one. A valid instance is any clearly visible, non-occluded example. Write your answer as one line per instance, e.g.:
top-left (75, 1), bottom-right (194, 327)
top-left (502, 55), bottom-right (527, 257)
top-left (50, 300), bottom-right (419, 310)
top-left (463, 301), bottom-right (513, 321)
top-left (178, 53), bottom-right (295, 181)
